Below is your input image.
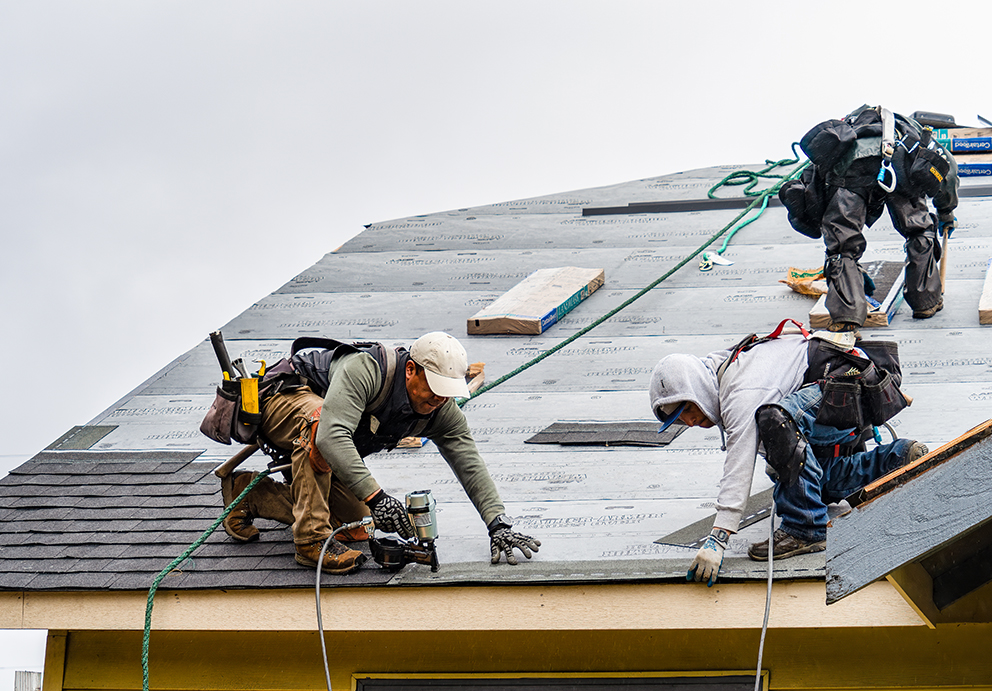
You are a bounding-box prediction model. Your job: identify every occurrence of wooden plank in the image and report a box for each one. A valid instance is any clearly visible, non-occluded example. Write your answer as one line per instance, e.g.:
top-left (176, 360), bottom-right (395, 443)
top-left (847, 418), bottom-right (992, 507)
top-left (885, 562), bottom-right (940, 629)
top-left (808, 262), bottom-right (904, 329)
top-left (981, 258), bottom-right (992, 325)
top-left (41, 631), bottom-right (66, 691)
top-left (826, 427), bottom-right (992, 605)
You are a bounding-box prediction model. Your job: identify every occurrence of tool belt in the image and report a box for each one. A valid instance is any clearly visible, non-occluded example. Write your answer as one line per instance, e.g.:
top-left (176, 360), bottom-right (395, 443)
top-left (199, 359), bottom-right (304, 445)
top-left (806, 339), bottom-right (908, 430)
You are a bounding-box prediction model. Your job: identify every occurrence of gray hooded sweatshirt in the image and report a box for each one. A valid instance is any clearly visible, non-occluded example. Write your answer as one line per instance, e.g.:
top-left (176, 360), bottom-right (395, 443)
top-left (648, 334), bottom-right (809, 532)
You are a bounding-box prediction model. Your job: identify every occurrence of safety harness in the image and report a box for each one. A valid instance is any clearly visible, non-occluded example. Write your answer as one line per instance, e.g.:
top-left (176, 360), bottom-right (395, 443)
top-left (717, 319), bottom-right (908, 459)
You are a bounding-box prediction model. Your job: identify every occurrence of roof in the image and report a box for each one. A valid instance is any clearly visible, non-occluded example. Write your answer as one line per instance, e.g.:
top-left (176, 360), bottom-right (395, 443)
top-left (3, 162), bottom-right (992, 593)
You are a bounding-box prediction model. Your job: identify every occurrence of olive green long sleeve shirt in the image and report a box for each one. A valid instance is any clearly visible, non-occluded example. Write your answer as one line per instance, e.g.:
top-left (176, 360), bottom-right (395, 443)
top-left (313, 351), bottom-right (506, 526)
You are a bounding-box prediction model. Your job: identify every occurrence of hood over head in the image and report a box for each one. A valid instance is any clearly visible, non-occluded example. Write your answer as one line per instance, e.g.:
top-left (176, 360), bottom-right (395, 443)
top-left (649, 351), bottom-right (724, 429)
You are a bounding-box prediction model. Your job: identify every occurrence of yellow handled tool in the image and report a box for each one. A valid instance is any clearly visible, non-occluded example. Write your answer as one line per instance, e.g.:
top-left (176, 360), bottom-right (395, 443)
top-left (240, 377), bottom-right (259, 415)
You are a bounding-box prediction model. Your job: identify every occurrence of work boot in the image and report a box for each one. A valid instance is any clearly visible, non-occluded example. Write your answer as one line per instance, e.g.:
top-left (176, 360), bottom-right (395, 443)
top-left (223, 506), bottom-right (259, 542)
top-left (912, 298), bottom-right (943, 319)
top-left (903, 440), bottom-right (929, 466)
top-left (333, 520), bottom-right (374, 543)
top-left (748, 529), bottom-right (825, 561)
top-left (827, 321), bottom-right (861, 337)
top-left (222, 471), bottom-right (260, 543)
top-left (295, 539), bottom-right (367, 574)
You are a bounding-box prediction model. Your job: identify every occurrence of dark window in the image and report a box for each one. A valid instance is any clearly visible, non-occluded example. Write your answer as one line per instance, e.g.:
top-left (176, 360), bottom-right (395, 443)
top-left (357, 676), bottom-right (756, 691)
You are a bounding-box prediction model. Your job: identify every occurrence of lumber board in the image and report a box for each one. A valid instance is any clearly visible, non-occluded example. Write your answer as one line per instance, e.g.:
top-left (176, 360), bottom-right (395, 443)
top-left (885, 562), bottom-right (939, 629)
top-left (981, 258), bottom-right (992, 325)
top-left (808, 262), bottom-right (905, 329)
top-left (847, 418), bottom-right (992, 507)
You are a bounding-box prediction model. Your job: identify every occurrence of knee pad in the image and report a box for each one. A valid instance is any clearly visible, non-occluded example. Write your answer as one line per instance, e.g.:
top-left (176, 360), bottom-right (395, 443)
top-left (755, 405), bottom-right (808, 489)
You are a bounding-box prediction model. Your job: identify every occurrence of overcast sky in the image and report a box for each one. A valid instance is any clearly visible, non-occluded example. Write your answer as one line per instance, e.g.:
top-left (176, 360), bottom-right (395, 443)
top-left (0, 0), bottom-right (989, 674)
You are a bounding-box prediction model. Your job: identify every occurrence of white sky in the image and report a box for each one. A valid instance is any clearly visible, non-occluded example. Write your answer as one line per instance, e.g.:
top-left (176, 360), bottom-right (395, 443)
top-left (0, 0), bottom-right (989, 670)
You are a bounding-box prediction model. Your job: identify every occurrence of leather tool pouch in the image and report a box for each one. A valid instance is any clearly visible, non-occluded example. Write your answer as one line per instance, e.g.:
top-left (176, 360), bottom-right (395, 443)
top-left (779, 164), bottom-right (827, 239)
top-left (200, 379), bottom-right (261, 445)
top-left (199, 359), bottom-right (304, 445)
top-left (816, 360), bottom-right (908, 430)
top-left (861, 368), bottom-right (908, 426)
top-left (909, 145), bottom-right (949, 197)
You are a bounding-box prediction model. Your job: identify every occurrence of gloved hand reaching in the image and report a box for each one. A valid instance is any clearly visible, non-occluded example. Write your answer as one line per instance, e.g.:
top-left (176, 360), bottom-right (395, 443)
top-left (937, 212), bottom-right (957, 238)
top-left (687, 528), bottom-right (731, 587)
top-left (488, 515), bottom-right (541, 565)
top-left (365, 490), bottom-right (415, 539)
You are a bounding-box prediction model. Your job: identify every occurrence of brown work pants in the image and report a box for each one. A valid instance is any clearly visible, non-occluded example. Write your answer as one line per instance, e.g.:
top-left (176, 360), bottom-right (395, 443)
top-left (254, 388), bottom-right (370, 544)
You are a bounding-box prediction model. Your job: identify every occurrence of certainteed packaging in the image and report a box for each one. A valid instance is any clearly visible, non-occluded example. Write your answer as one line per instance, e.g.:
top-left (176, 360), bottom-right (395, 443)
top-left (467, 266), bottom-right (604, 335)
top-left (954, 152), bottom-right (992, 177)
top-left (933, 127), bottom-right (992, 154)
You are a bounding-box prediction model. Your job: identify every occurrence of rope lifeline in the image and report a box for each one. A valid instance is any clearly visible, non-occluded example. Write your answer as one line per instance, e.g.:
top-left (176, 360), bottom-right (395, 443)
top-left (707, 144), bottom-right (805, 256)
top-left (461, 157), bottom-right (809, 405)
top-left (142, 468), bottom-right (274, 691)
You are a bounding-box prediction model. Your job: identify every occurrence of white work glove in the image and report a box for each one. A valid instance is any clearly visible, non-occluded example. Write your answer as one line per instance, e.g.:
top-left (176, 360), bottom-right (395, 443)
top-left (687, 528), bottom-right (731, 587)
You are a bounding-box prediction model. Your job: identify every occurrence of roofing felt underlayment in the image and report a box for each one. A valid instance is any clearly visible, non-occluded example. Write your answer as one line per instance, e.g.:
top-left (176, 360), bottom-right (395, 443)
top-left (2, 161), bottom-right (992, 591)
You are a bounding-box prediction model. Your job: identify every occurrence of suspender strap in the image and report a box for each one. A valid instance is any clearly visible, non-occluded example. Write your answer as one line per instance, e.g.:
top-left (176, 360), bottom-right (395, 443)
top-left (880, 107), bottom-right (896, 160)
top-left (368, 345), bottom-right (397, 413)
top-left (766, 318), bottom-right (810, 340)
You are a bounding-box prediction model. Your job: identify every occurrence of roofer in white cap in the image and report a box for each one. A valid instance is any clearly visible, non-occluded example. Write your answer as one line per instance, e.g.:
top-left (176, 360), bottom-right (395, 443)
top-left (217, 331), bottom-right (540, 574)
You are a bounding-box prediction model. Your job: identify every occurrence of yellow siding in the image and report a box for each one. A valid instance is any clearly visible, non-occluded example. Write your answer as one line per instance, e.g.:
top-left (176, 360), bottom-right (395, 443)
top-left (55, 627), bottom-right (992, 691)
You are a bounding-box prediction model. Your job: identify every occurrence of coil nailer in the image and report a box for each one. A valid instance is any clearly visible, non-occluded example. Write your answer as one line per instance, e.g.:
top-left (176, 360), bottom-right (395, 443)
top-left (370, 489), bottom-right (440, 572)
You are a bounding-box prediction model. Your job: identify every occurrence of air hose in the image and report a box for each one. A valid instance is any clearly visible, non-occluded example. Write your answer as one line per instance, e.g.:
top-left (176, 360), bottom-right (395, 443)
top-left (142, 153), bottom-right (807, 691)
top-left (754, 500), bottom-right (775, 691)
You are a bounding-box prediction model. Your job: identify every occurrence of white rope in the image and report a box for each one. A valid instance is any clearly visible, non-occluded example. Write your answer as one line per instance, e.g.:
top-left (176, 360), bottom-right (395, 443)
top-left (315, 518), bottom-right (373, 691)
top-left (754, 499), bottom-right (775, 691)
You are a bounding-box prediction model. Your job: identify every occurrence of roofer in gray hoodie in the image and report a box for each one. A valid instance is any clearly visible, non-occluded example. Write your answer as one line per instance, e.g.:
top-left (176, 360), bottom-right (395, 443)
top-left (648, 330), bottom-right (927, 586)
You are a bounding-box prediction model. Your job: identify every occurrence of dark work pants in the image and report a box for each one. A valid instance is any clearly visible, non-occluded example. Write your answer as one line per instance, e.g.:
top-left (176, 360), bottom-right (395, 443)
top-left (821, 186), bottom-right (942, 325)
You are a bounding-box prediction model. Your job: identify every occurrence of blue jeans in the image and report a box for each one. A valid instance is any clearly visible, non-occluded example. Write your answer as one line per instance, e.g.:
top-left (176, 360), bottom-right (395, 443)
top-left (770, 384), bottom-right (914, 542)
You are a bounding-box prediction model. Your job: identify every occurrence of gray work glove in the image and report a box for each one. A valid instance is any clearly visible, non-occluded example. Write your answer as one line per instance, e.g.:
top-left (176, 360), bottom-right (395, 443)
top-left (687, 528), bottom-right (730, 587)
top-left (488, 515), bottom-right (540, 565)
top-left (365, 490), bottom-right (415, 539)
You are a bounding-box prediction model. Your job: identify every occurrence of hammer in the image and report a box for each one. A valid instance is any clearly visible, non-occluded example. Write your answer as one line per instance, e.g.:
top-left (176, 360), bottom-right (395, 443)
top-left (214, 444), bottom-right (259, 479)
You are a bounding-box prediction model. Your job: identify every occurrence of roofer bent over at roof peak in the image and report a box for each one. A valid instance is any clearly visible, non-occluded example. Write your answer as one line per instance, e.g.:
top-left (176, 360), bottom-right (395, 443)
top-left (219, 331), bottom-right (540, 573)
top-left (779, 106), bottom-right (959, 331)
top-left (649, 325), bottom-right (927, 586)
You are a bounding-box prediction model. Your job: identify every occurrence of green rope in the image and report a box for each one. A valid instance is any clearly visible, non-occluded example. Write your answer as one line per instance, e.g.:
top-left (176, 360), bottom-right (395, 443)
top-left (707, 144), bottom-right (803, 199)
top-left (460, 156), bottom-right (809, 406)
top-left (142, 468), bottom-right (274, 691)
top-left (705, 144), bottom-right (806, 256)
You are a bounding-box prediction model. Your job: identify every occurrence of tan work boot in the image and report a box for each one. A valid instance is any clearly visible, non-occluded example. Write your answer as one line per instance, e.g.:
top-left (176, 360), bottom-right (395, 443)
top-left (223, 506), bottom-right (259, 542)
top-left (912, 298), bottom-right (943, 319)
top-left (222, 471), bottom-right (260, 542)
top-left (333, 520), bottom-right (374, 543)
top-left (295, 539), bottom-right (366, 574)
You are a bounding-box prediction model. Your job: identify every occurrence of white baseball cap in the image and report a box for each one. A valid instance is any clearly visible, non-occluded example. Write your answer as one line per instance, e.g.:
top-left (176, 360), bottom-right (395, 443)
top-left (410, 332), bottom-right (471, 398)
